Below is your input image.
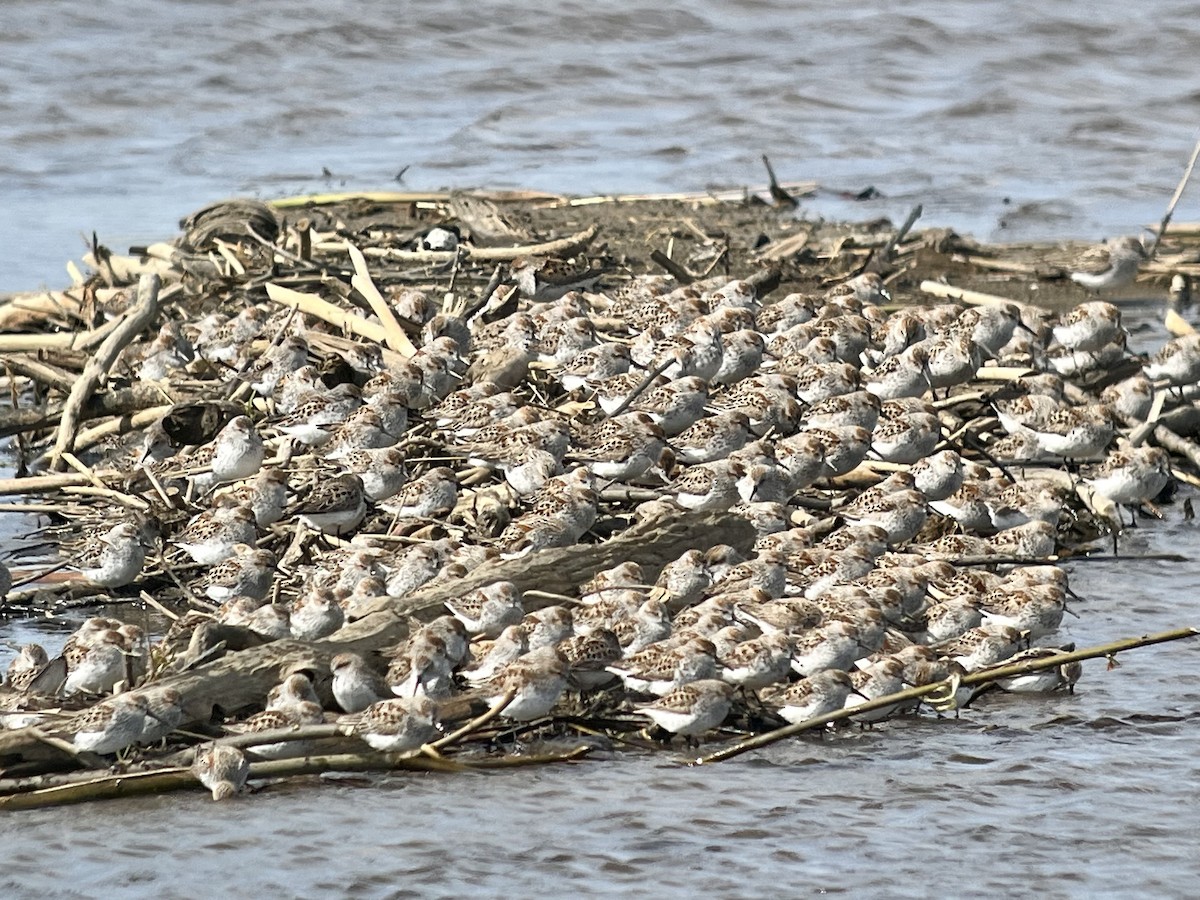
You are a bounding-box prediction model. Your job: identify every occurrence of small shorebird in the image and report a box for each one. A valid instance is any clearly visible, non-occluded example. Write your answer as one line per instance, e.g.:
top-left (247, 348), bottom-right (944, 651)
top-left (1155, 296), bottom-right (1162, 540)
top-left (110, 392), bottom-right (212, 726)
top-left (352, 696), bottom-right (439, 753)
top-left (1052, 300), bottom-right (1124, 352)
top-left (637, 678), bottom-right (733, 744)
top-left (192, 743), bottom-right (251, 801)
top-left (65, 693), bottom-right (170, 755)
top-left (1068, 236), bottom-right (1146, 293)
top-left (445, 580), bottom-right (523, 638)
top-left (172, 503), bottom-right (258, 566)
top-left (292, 473), bottom-right (367, 535)
top-left (484, 646), bottom-right (569, 721)
top-left (763, 670), bottom-right (857, 725)
top-left (70, 522), bottom-right (151, 588)
top-left (1086, 445), bottom-right (1172, 527)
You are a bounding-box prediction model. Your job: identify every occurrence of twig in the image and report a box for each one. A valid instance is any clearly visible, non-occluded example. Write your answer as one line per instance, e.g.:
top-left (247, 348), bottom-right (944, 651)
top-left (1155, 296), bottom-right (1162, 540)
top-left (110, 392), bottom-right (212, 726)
top-left (649, 249), bottom-right (696, 284)
top-left (0, 355), bottom-right (76, 393)
top-left (49, 274), bottom-right (161, 471)
top-left (139, 590), bottom-right (180, 622)
top-left (360, 225), bottom-right (599, 265)
top-left (876, 203), bottom-right (922, 264)
top-left (1153, 424), bottom-right (1200, 471)
top-left (0, 472), bottom-right (102, 497)
top-left (68, 405), bottom-right (174, 460)
top-left (762, 155), bottom-right (798, 209)
top-left (692, 626), bottom-right (1200, 765)
top-left (462, 264), bottom-right (506, 322)
top-left (605, 357), bottom-right (675, 418)
top-left (1148, 135), bottom-right (1200, 259)
top-left (425, 689), bottom-right (515, 753)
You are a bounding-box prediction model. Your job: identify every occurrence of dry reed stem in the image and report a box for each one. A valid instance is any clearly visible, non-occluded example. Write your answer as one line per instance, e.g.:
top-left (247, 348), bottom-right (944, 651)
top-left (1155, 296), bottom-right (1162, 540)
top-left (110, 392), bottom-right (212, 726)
top-left (346, 241), bottom-right (418, 357)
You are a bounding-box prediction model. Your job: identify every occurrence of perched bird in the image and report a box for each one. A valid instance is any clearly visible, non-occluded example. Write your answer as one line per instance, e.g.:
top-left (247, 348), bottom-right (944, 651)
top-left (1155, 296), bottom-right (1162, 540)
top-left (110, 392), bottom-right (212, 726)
top-left (1068, 237), bottom-right (1146, 293)
top-left (637, 679), bottom-right (733, 743)
top-left (291, 474), bottom-right (366, 535)
top-left (330, 652), bottom-right (392, 713)
top-left (1086, 446), bottom-right (1172, 527)
top-left (69, 522), bottom-right (150, 588)
top-left (64, 693), bottom-right (167, 755)
top-left (352, 696), bottom-right (439, 753)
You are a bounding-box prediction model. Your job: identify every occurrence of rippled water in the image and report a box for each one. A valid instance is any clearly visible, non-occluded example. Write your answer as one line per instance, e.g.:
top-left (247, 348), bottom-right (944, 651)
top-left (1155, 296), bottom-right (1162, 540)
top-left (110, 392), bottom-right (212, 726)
top-left (3, 2), bottom-right (1200, 895)
top-left (5, 0), bottom-right (1200, 291)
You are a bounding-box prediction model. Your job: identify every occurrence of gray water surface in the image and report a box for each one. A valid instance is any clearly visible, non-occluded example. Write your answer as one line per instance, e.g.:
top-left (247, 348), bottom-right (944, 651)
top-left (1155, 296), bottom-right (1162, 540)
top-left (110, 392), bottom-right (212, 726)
top-left (4, 0), bottom-right (1200, 291)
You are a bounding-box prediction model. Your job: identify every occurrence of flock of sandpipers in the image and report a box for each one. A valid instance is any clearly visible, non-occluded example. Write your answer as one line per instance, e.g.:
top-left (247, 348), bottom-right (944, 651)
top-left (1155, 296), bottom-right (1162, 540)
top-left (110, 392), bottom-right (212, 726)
top-left (2, 229), bottom-right (1195, 800)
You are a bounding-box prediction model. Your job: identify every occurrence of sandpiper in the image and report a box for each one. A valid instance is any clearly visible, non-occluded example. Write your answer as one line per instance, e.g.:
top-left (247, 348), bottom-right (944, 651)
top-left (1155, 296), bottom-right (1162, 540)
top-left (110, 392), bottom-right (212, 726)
top-left (485, 646), bottom-right (569, 721)
top-left (339, 446), bottom-right (410, 502)
top-left (192, 743), bottom-right (251, 800)
top-left (292, 473), bottom-right (366, 535)
top-left (352, 696), bottom-right (439, 753)
top-left (718, 632), bottom-right (793, 690)
top-left (559, 629), bottom-right (623, 690)
top-left (275, 386), bottom-right (362, 446)
top-left (907, 448), bottom-right (965, 501)
top-left (229, 700), bottom-right (325, 760)
top-left (1053, 300), bottom-right (1124, 351)
top-left (981, 585), bottom-right (1067, 639)
top-left (1143, 333), bottom-right (1200, 387)
top-left (629, 376), bottom-right (710, 436)
top-left (523, 605), bottom-right (574, 650)
top-left (665, 459), bottom-right (744, 512)
top-left (220, 467), bottom-right (290, 528)
top-left (5, 643), bottom-right (49, 692)
top-left (381, 466), bottom-right (458, 519)
top-left (187, 415), bottom-right (265, 489)
top-left (673, 411), bottom-right (753, 465)
top-left (789, 620), bottom-right (863, 677)
top-left (985, 647), bottom-right (1082, 694)
top-left (289, 587), bottom-right (345, 640)
top-left (637, 678), bottom-right (733, 743)
top-left (172, 503), bottom-right (258, 566)
top-left (137, 688), bottom-right (185, 743)
top-left (197, 544), bottom-right (276, 602)
top-left (532, 316), bottom-right (599, 366)
top-left (1086, 445), bottom-right (1171, 525)
top-left (330, 652), bottom-right (391, 713)
top-left (1068, 237), bottom-right (1145, 293)
top-left (323, 407), bottom-right (396, 459)
top-left (464, 624), bottom-right (530, 685)
top-left (712, 329), bottom-right (766, 387)
top-left (844, 657), bottom-right (907, 722)
top-left (70, 522), bottom-right (150, 588)
top-left (65, 693), bottom-right (168, 755)
top-left (607, 636), bottom-right (719, 696)
top-left (244, 335), bottom-right (309, 396)
top-left (445, 580), bottom-right (523, 638)
top-left (756, 291), bottom-right (820, 333)
top-left (557, 343), bottom-right (633, 394)
top-left (937, 624), bottom-right (1022, 672)
top-left (1099, 375), bottom-right (1154, 424)
top-left (63, 629), bottom-right (129, 695)
top-left (764, 669), bottom-right (857, 725)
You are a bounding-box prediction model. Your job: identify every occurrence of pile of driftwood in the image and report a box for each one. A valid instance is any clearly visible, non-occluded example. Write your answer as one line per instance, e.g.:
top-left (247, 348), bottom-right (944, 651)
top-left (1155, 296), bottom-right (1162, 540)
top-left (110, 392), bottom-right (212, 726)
top-left (0, 184), bottom-right (1197, 810)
